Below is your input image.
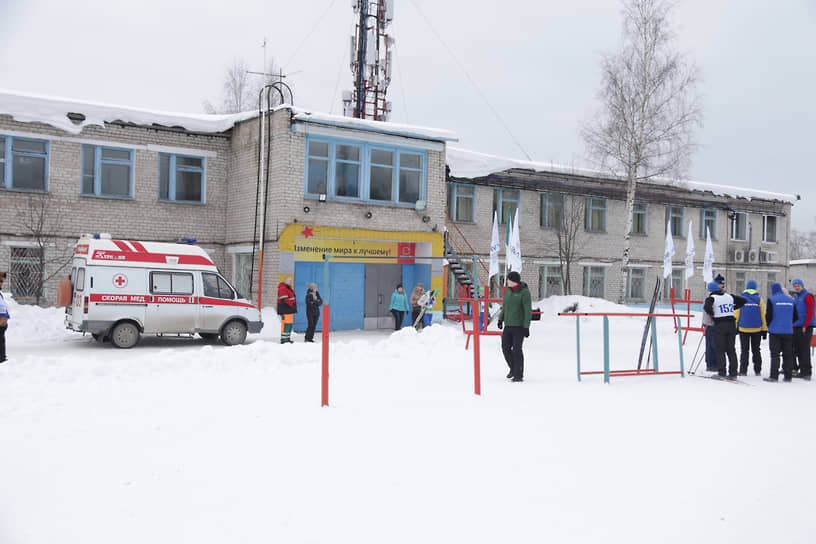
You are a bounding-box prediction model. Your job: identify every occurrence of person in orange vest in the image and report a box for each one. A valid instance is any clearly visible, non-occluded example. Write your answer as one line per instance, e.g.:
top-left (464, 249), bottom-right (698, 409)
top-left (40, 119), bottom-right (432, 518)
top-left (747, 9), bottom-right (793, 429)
top-left (277, 276), bottom-right (297, 344)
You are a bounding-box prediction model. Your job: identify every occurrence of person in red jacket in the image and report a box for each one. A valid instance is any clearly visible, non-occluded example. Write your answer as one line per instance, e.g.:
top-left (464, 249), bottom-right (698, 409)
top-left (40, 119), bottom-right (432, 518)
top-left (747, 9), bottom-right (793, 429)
top-left (277, 276), bottom-right (297, 344)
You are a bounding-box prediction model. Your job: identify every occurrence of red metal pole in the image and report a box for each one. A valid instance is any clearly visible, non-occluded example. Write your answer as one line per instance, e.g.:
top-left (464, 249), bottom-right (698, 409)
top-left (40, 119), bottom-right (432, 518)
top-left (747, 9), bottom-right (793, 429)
top-left (321, 305), bottom-right (330, 407)
top-left (473, 294), bottom-right (481, 396)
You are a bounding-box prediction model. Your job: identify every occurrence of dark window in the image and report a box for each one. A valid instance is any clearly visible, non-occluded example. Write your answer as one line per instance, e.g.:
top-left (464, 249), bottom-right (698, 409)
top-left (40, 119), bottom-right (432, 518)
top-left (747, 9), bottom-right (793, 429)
top-left (202, 273), bottom-right (235, 299)
top-left (150, 272), bottom-right (194, 295)
top-left (159, 153), bottom-right (205, 203)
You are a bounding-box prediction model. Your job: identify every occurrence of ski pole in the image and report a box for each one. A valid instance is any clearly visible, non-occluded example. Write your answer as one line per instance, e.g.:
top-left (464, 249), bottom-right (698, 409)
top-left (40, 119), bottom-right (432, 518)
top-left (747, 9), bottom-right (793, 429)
top-left (688, 334), bottom-right (704, 375)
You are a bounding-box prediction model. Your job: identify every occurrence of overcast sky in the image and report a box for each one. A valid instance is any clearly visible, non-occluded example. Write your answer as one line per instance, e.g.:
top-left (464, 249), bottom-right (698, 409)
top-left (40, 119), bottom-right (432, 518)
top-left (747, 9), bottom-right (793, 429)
top-left (2, 0), bottom-right (814, 230)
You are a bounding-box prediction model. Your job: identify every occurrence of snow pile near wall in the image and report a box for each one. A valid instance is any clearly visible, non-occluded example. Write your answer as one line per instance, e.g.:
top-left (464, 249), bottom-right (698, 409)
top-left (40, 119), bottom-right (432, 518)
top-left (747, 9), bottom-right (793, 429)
top-left (446, 146), bottom-right (798, 204)
top-left (291, 108), bottom-right (457, 142)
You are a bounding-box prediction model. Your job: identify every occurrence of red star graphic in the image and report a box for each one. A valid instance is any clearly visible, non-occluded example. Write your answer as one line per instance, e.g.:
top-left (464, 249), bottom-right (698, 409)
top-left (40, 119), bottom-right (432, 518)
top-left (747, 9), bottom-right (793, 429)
top-left (301, 226), bottom-right (314, 238)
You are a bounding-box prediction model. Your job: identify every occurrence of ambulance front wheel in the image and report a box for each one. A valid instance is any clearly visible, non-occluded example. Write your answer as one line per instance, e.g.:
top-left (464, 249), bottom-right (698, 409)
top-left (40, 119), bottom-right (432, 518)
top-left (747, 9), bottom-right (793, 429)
top-left (221, 320), bottom-right (247, 346)
top-left (110, 322), bottom-right (140, 349)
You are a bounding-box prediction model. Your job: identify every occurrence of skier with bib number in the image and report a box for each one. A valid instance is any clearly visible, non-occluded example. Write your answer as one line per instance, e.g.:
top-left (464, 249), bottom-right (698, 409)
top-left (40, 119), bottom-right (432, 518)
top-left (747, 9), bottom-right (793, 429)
top-left (703, 280), bottom-right (746, 380)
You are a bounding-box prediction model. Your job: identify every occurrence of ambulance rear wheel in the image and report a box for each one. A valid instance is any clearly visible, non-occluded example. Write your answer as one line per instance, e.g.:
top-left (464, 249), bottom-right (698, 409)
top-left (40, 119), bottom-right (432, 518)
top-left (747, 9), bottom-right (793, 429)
top-left (110, 322), bottom-right (140, 349)
top-left (221, 320), bottom-right (247, 346)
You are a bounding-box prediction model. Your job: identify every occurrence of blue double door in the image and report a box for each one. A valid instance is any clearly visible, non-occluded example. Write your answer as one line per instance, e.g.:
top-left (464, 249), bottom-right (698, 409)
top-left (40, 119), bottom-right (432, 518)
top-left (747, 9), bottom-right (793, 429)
top-left (292, 261), bottom-right (429, 331)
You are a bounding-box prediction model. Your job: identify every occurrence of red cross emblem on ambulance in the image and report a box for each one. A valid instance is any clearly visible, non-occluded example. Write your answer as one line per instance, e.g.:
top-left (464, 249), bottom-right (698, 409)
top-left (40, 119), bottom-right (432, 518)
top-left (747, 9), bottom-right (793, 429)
top-left (113, 274), bottom-right (128, 288)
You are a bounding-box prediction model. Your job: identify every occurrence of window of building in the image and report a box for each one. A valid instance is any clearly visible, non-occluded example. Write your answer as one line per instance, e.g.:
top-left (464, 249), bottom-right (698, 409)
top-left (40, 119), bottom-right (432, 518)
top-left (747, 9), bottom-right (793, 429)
top-left (767, 272), bottom-right (777, 297)
top-left (202, 273), bottom-right (235, 300)
top-left (631, 202), bottom-right (647, 234)
top-left (447, 184), bottom-right (475, 222)
top-left (626, 268), bottom-right (646, 299)
top-left (493, 189), bottom-right (520, 225)
top-left (539, 265), bottom-right (563, 298)
top-left (304, 137), bottom-right (427, 207)
top-left (9, 246), bottom-right (43, 302)
top-left (663, 268), bottom-right (684, 300)
top-left (1, 135), bottom-right (49, 191)
top-left (763, 215), bottom-right (778, 243)
top-left (730, 212), bottom-right (747, 241)
top-left (735, 271), bottom-right (746, 293)
top-left (700, 209), bottom-right (717, 240)
top-left (585, 198), bottom-right (606, 232)
top-left (540, 193), bottom-right (564, 229)
top-left (666, 206), bottom-right (685, 237)
top-left (583, 266), bottom-right (605, 298)
top-left (81, 144), bottom-right (133, 198)
top-left (150, 272), bottom-right (194, 295)
top-left (159, 153), bottom-right (205, 203)
top-left (232, 253), bottom-right (253, 299)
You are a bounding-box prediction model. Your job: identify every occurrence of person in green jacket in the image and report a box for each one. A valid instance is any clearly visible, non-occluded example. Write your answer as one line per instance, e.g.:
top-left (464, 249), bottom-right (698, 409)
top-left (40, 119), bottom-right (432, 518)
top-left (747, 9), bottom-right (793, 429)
top-left (497, 271), bottom-right (532, 382)
top-left (388, 284), bottom-right (410, 330)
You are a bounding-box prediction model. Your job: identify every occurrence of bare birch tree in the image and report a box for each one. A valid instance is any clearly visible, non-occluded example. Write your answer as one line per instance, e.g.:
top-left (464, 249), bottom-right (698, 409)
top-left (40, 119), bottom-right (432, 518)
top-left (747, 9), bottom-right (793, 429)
top-left (203, 57), bottom-right (285, 114)
top-left (582, 0), bottom-right (702, 302)
top-left (544, 195), bottom-right (587, 295)
top-left (14, 193), bottom-right (74, 305)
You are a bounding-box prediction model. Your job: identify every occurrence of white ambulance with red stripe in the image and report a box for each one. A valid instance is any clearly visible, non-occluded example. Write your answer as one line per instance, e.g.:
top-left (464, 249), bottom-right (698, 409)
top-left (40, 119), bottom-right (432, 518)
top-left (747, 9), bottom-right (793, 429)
top-left (62, 234), bottom-right (263, 348)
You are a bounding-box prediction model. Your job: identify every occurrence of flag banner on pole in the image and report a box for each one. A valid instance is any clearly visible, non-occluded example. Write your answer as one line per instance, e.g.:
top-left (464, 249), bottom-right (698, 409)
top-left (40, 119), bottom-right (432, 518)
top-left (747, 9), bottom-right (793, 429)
top-left (685, 220), bottom-right (695, 279)
top-left (509, 208), bottom-right (522, 272)
top-left (703, 226), bottom-right (714, 283)
top-left (663, 220), bottom-right (675, 279)
top-left (489, 211), bottom-right (500, 280)
top-left (504, 209), bottom-right (513, 276)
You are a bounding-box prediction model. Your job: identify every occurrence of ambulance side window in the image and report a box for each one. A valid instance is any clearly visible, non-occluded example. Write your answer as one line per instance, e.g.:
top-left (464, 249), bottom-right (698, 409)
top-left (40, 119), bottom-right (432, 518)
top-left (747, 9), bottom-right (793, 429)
top-left (202, 273), bottom-right (235, 300)
top-left (75, 268), bottom-right (85, 292)
top-left (150, 271), bottom-right (193, 295)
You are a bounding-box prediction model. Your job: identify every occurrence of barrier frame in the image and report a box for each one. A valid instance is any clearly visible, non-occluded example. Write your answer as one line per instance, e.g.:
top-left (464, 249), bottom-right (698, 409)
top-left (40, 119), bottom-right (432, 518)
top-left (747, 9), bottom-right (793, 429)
top-left (558, 312), bottom-right (692, 383)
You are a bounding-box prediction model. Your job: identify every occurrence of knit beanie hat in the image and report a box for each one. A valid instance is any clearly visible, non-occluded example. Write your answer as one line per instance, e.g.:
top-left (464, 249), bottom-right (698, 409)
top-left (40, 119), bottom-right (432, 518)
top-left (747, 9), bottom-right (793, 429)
top-left (507, 271), bottom-right (521, 283)
top-left (792, 278), bottom-right (804, 287)
top-left (746, 280), bottom-right (757, 290)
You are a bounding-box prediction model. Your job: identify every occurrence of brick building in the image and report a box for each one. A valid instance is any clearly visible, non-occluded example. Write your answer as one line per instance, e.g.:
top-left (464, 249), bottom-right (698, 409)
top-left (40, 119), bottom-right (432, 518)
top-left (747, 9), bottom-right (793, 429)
top-left (0, 90), bottom-right (799, 330)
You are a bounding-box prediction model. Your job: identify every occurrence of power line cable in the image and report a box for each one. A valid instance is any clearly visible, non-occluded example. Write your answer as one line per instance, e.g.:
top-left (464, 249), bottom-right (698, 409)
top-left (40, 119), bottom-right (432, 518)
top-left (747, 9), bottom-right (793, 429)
top-left (405, 0), bottom-right (533, 161)
top-left (282, 0), bottom-right (340, 71)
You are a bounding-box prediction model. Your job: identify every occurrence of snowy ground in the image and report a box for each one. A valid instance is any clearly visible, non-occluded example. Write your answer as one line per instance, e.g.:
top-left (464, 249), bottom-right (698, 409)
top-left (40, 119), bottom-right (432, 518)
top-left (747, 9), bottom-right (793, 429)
top-left (1, 295), bottom-right (814, 543)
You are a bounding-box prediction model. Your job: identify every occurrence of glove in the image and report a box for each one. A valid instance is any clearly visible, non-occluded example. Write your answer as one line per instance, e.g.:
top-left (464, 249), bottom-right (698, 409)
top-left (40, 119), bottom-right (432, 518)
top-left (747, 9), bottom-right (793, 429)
top-left (762, 331), bottom-right (767, 340)
top-left (497, 319), bottom-right (503, 330)
top-left (524, 327), bottom-right (529, 338)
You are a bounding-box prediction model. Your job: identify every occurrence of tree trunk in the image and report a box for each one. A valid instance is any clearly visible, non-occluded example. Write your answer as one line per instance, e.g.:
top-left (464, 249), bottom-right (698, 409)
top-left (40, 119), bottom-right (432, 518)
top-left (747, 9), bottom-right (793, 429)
top-left (618, 171), bottom-right (638, 303)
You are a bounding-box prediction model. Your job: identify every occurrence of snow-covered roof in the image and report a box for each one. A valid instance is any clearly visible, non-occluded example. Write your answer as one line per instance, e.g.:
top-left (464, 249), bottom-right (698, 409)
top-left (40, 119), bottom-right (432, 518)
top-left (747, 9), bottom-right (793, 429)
top-left (0, 89), bottom-right (457, 142)
top-left (0, 88), bottom-right (258, 135)
top-left (790, 259), bottom-right (816, 266)
top-left (446, 146), bottom-right (798, 204)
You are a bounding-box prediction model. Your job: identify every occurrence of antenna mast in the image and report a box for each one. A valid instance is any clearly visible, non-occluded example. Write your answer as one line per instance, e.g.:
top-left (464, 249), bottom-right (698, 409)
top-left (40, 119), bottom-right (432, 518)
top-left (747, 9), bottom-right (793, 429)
top-left (343, 0), bottom-right (394, 121)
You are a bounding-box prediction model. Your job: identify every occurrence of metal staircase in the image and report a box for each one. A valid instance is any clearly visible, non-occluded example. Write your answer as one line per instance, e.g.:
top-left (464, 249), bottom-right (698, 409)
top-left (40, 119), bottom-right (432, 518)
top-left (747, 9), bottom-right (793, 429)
top-left (444, 236), bottom-right (475, 288)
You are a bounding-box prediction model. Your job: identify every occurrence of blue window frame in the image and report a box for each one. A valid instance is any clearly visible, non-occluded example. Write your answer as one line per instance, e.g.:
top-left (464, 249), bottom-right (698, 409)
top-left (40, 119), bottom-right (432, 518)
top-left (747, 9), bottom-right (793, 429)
top-left (585, 197), bottom-right (606, 232)
top-left (666, 205), bottom-right (685, 237)
top-left (700, 208), bottom-right (717, 240)
top-left (81, 144), bottom-right (133, 198)
top-left (540, 192), bottom-right (564, 228)
top-left (304, 136), bottom-right (427, 207)
top-left (159, 153), bottom-right (206, 203)
top-left (631, 201), bottom-right (647, 234)
top-left (447, 183), bottom-right (475, 222)
top-left (1, 135), bottom-right (49, 191)
top-left (493, 188), bottom-right (520, 224)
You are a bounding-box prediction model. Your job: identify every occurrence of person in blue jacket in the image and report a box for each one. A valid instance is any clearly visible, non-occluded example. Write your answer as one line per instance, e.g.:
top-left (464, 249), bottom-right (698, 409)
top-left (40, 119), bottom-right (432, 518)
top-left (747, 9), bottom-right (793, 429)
top-left (763, 282), bottom-right (798, 382)
top-left (734, 279), bottom-right (767, 376)
top-left (791, 278), bottom-right (815, 380)
top-left (388, 284), bottom-right (410, 330)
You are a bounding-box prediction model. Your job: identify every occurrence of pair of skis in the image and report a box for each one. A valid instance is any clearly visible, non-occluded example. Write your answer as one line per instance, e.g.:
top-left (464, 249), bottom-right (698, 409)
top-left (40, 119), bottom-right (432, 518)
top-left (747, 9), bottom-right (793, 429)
top-left (412, 289), bottom-right (439, 329)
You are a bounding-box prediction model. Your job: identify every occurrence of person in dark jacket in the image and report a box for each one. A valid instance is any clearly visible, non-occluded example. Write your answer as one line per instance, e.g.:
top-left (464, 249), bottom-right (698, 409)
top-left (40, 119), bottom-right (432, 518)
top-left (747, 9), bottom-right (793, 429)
top-left (703, 280), bottom-right (746, 379)
top-left (735, 279), bottom-right (767, 376)
top-left (277, 276), bottom-right (297, 344)
top-left (702, 274), bottom-right (727, 372)
top-left (409, 284), bottom-right (424, 327)
top-left (388, 284), bottom-right (410, 330)
top-left (497, 271), bottom-right (531, 382)
top-left (764, 282), bottom-right (798, 382)
top-left (304, 283), bottom-right (323, 342)
top-left (791, 279), bottom-right (815, 380)
top-left (0, 272), bottom-right (8, 363)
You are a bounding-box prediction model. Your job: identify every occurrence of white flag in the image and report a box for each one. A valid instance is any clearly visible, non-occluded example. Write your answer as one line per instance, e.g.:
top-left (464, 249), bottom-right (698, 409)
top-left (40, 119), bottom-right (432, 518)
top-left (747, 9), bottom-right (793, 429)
top-left (663, 220), bottom-right (675, 279)
top-left (509, 208), bottom-right (522, 272)
top-left (504, 211), bottom-right (513, 276)
top-left (703, 226), bottom-right (714, 283)
top-left (684, 221), bottom-right (695, 279)
top-left (488, 211), bottom-right (500, 280)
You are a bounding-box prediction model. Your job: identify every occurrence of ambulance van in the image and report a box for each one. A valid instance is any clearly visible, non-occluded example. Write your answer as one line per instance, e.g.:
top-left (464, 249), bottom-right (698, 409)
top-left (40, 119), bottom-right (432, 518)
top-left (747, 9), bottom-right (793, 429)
top-left (62, 234), bottom-right (263, 348)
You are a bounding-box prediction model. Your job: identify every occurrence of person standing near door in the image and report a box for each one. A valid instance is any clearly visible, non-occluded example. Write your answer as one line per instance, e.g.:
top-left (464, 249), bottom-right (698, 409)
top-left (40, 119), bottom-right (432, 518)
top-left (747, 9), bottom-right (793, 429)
top-left (388, 284), bottom-right (410, 330)
top-left (304, 283), bottom-right (322, 342)
top-left (409, 283), bottom-right (424, 327)
top-left (0, 272), bottom-right (8, 363)
top-left (277, 276), bottom-right (297, 344)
